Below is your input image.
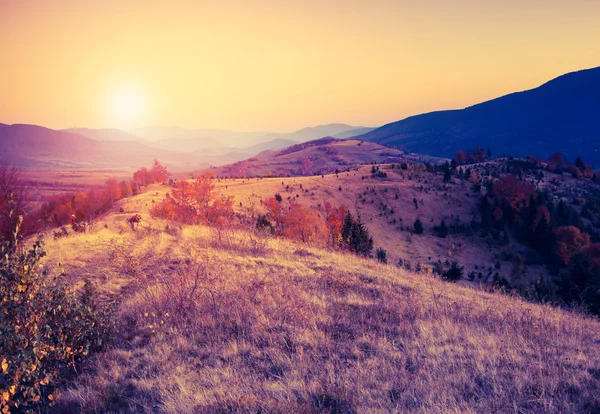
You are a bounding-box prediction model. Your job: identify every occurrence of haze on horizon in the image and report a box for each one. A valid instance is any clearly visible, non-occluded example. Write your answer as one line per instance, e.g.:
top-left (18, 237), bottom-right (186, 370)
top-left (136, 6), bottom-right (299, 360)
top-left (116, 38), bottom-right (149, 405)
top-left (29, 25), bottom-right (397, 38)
top-left (1, 0), bottom-right (599, 132)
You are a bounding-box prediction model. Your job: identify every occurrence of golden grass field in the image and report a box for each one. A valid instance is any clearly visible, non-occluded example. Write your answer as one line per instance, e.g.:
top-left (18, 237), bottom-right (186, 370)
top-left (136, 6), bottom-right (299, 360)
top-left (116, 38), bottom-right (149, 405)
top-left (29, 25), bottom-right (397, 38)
top-left (36, 183), bottom-right (600, 413)
top-left (210, 164), bottom-right (547, 283)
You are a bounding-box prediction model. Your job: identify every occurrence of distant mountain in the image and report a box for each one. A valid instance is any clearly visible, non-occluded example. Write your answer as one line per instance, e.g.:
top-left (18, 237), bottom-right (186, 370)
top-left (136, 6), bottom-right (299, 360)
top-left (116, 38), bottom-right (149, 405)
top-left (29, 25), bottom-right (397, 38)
top-left (62, 128), bottom-right (147, 143)
top-left (260, 124), bottom-right (374, 144)
top-left (129, 126), bottom-right (268, 148)
top-left (356, 66), bottom-right (600, 165)
top-left (0, 124), bottom-right (208, 171)
top-left (242, 138), bottom-right (299, 154)
top-left (129, 124), bottom-right (374, 149)
top-left (332, 127), bottom-right (375, 139)
top-left (0, 124), bottom-right (99, 167)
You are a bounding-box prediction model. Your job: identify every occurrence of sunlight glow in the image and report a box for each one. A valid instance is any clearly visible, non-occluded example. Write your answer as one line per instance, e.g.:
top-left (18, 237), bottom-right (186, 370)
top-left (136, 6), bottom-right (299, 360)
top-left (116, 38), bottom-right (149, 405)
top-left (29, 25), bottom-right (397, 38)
top-left (107, 86), bottom-right (146, 128)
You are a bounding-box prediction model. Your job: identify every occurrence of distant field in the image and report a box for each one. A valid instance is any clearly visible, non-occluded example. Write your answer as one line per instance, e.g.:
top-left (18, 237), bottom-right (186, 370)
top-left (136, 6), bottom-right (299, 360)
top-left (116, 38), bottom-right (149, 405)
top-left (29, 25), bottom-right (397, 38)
top-left (20, 169), bottom-right (133, 207)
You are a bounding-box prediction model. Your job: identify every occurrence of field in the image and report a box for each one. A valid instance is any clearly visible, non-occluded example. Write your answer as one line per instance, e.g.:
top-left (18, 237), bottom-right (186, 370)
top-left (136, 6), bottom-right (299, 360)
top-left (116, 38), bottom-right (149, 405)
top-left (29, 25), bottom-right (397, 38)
top-left (20, 169), bottom-right (134, 209)
top-left (208, 164), bottom-right (546, 283)
top-left (29, 183), bottom-right (600, 413)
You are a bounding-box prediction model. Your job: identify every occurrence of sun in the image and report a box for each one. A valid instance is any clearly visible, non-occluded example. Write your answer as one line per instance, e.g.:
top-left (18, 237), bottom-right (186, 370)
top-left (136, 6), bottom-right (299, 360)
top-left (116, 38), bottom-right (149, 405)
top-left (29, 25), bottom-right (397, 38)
top-left (107, 86), bottom-right (146, 128)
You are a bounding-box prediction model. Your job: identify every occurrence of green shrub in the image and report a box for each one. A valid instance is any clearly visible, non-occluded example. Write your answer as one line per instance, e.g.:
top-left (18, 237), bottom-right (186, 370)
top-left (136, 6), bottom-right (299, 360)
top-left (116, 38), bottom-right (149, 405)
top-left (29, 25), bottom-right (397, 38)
top-left (0, 219), bottom-right (110, 412)
top-left (442, 261), bottom-right (464, 282)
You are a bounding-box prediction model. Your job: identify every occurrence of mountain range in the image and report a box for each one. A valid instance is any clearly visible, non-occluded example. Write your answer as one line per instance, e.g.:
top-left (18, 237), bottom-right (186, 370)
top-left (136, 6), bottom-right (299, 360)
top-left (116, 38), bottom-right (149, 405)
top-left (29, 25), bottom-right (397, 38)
top-left (0, 122), bottom-right (372, 170)
top-left (3, 66), bottom-right (600, 170)
top-left (356, 66), bottom-right (600, 165)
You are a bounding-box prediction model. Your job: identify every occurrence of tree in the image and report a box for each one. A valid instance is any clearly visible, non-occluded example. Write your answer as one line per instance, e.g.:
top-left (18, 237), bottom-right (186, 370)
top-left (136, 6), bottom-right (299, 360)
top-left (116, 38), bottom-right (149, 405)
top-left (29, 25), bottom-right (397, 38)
top-left (149, 159), bottom-right (169, 183)
top-left (283, 202), bottom-right (327, 245)
top-left (548, 152), bottom-right (569, 172)
top-left (322, 202), bottom-right (348, 248)
top-left (442, 162), bottom-right (451, 183)
top-left (151, 173), bottom-right (233, 226)
top-left (341, 212), bottom-right (373, 256)
top-left (133, 167), bottom-right (150, 186)
top-left (435, 220), bottom-right (448, 238)
top-left (414, 218), bottom-right (423, 234)
top-left (454, 150), bottom-right (466, 166)
top-left (443, 261), bottom-right (464, 282)
top-left (555, 226), bottom-right (590, 267)
top-left (106, 178), bottom-right (122, 203)
top-left (376, 247), bottom-right (387, 264)
top-left (559, 245), bottom-right (600, 315)
top-left (473, 146), bottom-right (486, 162)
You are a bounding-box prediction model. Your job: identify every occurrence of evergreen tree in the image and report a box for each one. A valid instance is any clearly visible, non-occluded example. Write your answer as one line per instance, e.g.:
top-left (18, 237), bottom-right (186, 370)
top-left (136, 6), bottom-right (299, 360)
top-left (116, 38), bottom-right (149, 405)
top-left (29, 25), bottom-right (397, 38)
top-left (414, 218), bottom-right (424, 234)
top-left (443, 261), bottom-right (464, 282)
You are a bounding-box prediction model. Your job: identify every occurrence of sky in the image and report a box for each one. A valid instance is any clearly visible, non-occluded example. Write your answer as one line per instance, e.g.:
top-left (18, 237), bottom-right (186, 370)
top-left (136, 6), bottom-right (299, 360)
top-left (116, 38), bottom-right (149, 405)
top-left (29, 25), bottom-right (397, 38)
top-left (0, 0), bottom-right (599, 132)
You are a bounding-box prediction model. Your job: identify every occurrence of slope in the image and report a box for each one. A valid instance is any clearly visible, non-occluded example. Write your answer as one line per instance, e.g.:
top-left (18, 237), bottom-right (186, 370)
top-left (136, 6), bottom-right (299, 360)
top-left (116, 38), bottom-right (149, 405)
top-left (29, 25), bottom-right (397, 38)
top-left (211, 139), bottom-right (412, 177)
top-left (39, 185), bottom-right (600, 413)
top-left (356, 66), bottom-right (600, 164)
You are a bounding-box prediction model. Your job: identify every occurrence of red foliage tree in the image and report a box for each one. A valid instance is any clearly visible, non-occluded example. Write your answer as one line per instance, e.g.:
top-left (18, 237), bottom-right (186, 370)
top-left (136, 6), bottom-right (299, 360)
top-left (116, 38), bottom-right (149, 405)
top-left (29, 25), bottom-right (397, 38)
top-left (555, 226), bottom-right (591, 266)
top-left (493, 175), bottom-right (535, 213)
top-left (149, 159), bottom-right (169, 183)
top-left (150, 172), bottom-right (233, 226)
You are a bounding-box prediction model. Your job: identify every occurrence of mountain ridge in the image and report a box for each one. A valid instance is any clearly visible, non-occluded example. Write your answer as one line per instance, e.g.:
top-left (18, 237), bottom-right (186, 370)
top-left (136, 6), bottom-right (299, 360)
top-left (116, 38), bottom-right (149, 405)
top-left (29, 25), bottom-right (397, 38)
top-left (355, 66), bottom-right (600, 164)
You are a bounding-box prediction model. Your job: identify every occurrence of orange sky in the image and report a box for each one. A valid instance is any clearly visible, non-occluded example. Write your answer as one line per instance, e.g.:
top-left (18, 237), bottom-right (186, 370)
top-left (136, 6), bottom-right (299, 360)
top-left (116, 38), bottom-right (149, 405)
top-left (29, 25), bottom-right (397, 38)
top-left (1, 0), bottom-right (599, 131)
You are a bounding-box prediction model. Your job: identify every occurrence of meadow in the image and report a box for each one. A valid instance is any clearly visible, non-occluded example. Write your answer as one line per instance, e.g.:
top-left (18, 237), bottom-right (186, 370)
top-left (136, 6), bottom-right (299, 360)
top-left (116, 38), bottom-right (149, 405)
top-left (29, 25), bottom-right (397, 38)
top-left (35, 184), bottom-right (600, 413)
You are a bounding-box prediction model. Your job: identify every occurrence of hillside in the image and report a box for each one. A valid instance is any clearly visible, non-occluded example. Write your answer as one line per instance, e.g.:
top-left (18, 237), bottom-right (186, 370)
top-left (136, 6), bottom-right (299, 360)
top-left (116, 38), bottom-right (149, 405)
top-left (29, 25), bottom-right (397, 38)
top-left (210, 139), bottom-right (413, 177)
top-left (34, 185), bottom-right (600, 412)
top-left (356, 66), bottom-right (600, 165)
top-left (209, 163), bottom-right (548, 283)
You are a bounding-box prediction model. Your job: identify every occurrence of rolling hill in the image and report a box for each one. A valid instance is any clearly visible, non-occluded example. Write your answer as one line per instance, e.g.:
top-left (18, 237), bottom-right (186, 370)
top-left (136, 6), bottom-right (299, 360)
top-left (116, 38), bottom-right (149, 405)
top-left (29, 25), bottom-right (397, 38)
top-left (35, 181), bottom-right (600, 413)
top-left (210, 138), bottom-right (414, 177)
top-left (356, 66), bottom-right (600, 165)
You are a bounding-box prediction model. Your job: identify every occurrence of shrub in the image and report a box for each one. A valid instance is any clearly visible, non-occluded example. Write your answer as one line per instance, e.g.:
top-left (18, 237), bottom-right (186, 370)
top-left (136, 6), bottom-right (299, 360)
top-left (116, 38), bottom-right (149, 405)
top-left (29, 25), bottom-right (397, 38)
top-left (434, 220), bottom-right (448, 238)
top-left (0, 220), bottom-right (109, 412)
top-left (376, 247), bottom-right (387, 264)
top-left (341, 212), bottom-right (373, 256)
top-left (413, 218), bottom-right (423, 234)
top-left (442, 261), bottom-right (464, 282)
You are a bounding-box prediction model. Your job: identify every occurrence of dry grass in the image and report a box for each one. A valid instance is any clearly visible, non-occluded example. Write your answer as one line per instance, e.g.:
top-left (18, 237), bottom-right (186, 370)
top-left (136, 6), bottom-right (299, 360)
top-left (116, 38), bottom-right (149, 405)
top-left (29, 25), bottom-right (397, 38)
top-left (37, 188), bottom-right (600, 413)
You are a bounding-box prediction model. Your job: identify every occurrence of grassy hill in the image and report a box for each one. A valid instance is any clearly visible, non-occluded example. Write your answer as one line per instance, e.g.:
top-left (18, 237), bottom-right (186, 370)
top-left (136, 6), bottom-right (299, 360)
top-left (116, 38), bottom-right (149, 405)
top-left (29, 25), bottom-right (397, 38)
top-left (210, 139), bottom-right (420, 178)
top-left (36, 183), bottom-right (600, 413)
top-left (210, 163), bottom-right (546, 283)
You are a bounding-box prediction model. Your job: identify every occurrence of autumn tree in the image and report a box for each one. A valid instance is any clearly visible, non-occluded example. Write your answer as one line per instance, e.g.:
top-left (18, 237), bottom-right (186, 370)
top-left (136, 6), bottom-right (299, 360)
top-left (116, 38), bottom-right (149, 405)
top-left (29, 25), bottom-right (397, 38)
top-left (492, 175), bottom-right (534, 214)
top-left (453, 150), bottom-right (466, 166)
top-left (106, 178), bottom-right (122, 203)
top-left (321, 201), bottom-right (348, 248)
top-left (133, 167), bottom-right (149, 186)
top-left (555, 226), bottom-right (590, 266)
top-left (149, 159), bottom-right (169, 183)
top-left (150, 172), bottom-right (233, 226)
top-left (283, 202), bottom-right (327, 245)
top-left (548, 152), bottom-right (569, 172)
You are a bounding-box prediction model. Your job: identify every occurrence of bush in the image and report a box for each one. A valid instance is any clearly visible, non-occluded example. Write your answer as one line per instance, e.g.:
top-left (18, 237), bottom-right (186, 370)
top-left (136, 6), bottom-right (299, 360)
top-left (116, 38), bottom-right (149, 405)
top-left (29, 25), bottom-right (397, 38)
top-left (0, 220), bottom-right (109, 412)
top-left (413, 218), bottom-right (423, 234)
top-left (434, 220), bottom-right (448, 238)
top-left (376, 247), bottom-right (387, 264)
top-left (442, 261), bottom-right (464, 282)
